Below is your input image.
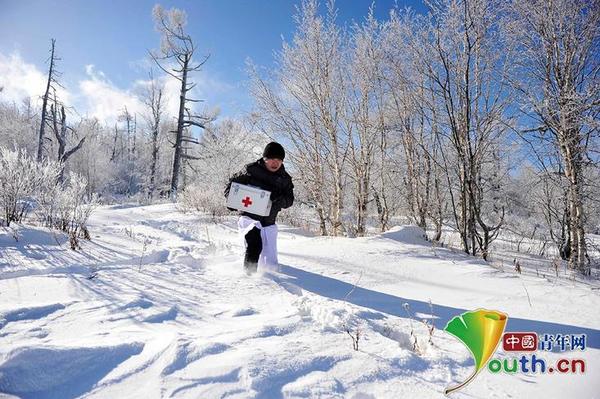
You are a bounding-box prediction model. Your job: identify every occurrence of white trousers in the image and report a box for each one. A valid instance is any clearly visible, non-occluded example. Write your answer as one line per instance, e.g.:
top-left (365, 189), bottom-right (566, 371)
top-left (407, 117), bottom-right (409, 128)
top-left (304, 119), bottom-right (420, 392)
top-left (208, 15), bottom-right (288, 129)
top-left (237, 216), bottom-right (279, 272)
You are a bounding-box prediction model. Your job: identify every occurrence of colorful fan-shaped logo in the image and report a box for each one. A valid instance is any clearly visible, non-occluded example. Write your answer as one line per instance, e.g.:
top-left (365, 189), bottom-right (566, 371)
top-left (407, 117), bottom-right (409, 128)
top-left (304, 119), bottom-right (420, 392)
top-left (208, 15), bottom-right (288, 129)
top-left (444, 309), bottom-right (508, 395)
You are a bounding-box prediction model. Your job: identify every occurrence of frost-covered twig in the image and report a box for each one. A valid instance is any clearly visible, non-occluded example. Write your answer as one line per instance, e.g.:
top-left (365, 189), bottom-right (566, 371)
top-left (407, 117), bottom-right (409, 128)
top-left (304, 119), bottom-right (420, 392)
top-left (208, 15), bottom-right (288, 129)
top-left (403, 303), bottom-right (420, 353)
top-left (343, 270), bottom-right (363, 303)
top-left (345, 323), bottom-right (360, 351)
top-left (522, 283), bottom-right (532, 307)
top-left (422, 299), bottom-right (435, 344)
top-left (138, 238), bottom-right (150, 272)
top-left (341, 270), bottom-right (364, 351)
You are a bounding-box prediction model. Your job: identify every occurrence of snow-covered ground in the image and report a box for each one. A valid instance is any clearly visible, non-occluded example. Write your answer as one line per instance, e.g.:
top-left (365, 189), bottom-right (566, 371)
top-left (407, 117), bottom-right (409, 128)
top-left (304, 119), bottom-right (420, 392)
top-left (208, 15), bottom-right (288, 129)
top-left (1, 204), bottom-right (599, 399)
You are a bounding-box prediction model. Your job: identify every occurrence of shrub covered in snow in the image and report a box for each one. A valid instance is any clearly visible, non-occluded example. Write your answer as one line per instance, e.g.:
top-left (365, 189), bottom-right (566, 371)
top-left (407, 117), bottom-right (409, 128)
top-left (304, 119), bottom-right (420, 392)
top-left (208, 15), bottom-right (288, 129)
top-left (178, 183), bottom-right (228, 220)
top-left (0, 147), bottom-right (61, 226)
top-left (52, 172), bottom-right (99, 248)
top-left (0, 147), bottom-right (98, 248)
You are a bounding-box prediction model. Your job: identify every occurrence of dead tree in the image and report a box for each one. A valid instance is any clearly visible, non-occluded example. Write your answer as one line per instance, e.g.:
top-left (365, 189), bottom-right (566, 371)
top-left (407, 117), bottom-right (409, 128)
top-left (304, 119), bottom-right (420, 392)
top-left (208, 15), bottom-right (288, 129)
top-left (48, 93), bottom-right (85, 183)
top-left (38, 39), bottom-right (61, 162)
top-left (150, 5), bottom-right (213, 200)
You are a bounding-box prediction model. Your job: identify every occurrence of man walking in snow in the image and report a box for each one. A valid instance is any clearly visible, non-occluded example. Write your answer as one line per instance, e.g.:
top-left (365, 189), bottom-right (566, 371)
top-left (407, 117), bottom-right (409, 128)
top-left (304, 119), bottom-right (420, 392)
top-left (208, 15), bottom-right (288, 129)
top-left (224, 142), bottom-right (294, 274)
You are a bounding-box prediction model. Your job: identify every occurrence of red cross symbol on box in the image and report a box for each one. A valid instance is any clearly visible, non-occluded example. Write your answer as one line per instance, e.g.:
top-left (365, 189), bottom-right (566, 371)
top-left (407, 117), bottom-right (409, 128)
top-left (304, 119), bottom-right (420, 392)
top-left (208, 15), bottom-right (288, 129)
top-left (241, 196), bottom-right (253, 207)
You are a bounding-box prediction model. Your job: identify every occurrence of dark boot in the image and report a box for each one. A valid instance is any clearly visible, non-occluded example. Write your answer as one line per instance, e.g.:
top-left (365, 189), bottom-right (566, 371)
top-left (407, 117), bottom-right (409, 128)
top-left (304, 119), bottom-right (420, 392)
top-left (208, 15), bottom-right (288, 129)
top-left (244, 227), bottom-right (262, 274)
top-left (244, 259), bottom-right (258, 274)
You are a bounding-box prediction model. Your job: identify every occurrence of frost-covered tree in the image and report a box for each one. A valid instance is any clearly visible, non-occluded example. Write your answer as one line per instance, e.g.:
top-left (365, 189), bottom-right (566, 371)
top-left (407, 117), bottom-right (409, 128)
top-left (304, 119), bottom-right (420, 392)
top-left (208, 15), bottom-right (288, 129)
top-left (383, 11), bottom-right (435, 234)
top-left (178, 118), bottom-right (265, 217)
top-left (344, 10), bottom-right (388, 236)
top-left (0, 99), bottom-right (38, 155)
top-left (408, 0), bottom-right (512, 259)
top-left (69, 119), bottom-right (115, 198)
top-left (140, 72), bottom-right (165, 199)
top-left (250, 0), bottom-right (347, 236)
top-left (503, 0), bottom-right (600, 274)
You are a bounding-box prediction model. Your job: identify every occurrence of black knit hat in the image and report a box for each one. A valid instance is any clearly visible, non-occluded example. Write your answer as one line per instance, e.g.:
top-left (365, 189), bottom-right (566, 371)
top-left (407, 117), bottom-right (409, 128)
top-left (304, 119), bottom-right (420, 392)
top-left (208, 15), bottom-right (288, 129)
top-left (263, 142), bottom-right (285, 160)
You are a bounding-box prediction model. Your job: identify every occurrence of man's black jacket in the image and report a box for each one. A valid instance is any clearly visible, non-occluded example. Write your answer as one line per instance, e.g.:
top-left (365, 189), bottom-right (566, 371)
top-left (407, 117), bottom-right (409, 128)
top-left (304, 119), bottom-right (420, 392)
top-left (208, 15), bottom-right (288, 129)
top-left (224, 158), bottom-right (294, 226)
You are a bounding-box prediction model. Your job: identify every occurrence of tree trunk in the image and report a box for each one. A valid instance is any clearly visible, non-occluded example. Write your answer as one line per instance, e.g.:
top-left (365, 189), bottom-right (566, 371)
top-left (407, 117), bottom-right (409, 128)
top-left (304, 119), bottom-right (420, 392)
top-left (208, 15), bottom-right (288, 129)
top-left (316, 204), bottom-right (328, 236)
top-left (170, 54), bottom-right (189, 200)
top-left (38, 39), bottom-right (56, 162)
top-left (563, 145), bottom-right (588, 273)
top-left (150, 123), bottom-right (159, 198)
top-left (356, 173), bottom-right (369, 236)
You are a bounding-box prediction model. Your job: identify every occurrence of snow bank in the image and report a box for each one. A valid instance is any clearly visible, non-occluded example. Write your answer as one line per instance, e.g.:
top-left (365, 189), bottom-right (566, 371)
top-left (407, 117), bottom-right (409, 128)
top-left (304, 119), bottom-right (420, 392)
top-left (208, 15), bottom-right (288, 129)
top-left (0, 203), bottom-right (598, 398)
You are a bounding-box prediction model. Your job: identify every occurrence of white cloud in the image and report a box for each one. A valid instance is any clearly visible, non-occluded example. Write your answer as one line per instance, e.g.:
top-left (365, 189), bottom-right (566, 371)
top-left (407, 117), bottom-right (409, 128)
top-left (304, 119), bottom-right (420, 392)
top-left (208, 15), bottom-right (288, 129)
top-left (71, 62), bottom-right (230, 125)
top-left (0, 51), bottom-right (71, 106)
top-left (0, 51), bottom-right (236, 126)
top-left (77, 64), bottom-right (147, 125)
top-left (132, 73), bottom-right (182, 118)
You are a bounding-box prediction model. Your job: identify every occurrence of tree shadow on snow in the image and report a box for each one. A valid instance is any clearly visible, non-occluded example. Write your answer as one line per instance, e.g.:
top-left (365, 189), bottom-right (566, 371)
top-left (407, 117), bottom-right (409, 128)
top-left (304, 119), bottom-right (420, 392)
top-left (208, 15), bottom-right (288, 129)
top-left (279, 264), bottom-right (600, 350)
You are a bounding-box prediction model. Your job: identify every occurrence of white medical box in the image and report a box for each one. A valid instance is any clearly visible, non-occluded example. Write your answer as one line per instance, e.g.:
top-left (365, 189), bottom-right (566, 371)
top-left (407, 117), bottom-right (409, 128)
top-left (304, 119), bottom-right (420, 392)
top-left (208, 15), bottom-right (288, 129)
top-left (226, 183), bottom-right (272, 217)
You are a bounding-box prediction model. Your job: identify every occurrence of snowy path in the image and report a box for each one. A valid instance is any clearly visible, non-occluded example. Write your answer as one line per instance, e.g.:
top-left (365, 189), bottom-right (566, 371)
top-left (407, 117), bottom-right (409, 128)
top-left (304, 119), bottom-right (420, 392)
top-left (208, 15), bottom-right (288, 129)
top-left (0, 204), bottom-right (598, 398)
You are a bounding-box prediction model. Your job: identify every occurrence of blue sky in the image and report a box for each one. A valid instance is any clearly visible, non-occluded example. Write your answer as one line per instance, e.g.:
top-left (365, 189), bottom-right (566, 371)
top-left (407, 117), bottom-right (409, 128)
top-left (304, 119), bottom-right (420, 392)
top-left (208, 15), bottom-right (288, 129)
top-left (0, 0), bottom-right (427, 122)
